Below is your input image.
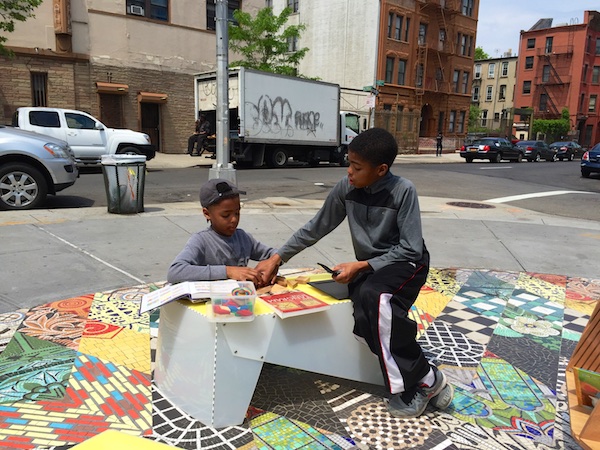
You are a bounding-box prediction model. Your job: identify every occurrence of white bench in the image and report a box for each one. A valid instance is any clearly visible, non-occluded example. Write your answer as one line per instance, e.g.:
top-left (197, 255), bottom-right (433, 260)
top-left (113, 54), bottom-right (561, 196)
top-left (154, 293), bottom-right (383, 428)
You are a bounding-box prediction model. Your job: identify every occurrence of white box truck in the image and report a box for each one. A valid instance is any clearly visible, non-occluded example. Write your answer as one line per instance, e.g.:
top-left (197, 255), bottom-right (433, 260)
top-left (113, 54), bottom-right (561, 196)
top-left (194, 68), bottom-right (361, 168)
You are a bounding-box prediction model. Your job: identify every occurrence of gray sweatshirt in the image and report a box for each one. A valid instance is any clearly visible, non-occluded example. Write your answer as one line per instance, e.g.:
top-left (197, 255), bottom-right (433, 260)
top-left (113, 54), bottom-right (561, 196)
top-left (277, 171), bottom-right (426, 271)
top-left (167, 227), bottom-right (276, 283)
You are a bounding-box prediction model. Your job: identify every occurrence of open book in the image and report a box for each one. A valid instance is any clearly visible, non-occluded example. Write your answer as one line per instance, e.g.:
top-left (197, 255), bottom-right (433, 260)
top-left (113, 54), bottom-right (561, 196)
top-left (258, 290), bottom-right (330, 319)
top-left (139, 281), bottom-right (210, 314)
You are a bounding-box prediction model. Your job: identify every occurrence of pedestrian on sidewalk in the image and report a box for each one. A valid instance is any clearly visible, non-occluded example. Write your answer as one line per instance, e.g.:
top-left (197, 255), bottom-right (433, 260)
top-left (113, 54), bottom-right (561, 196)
top-left (256, 127), bottom-right (454, 419)
top-left (187, 114), bottom-right (211, 156)
top-left (436, 132), bottom-right (443, 157)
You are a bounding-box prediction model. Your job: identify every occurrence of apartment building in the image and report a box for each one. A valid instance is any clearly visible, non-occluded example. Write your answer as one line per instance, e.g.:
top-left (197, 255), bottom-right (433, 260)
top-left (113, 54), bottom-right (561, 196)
top-left (0, 0), bottom-right (262, 153)
top-left (471, 55), bottom-right (518, 137)
top-left (513, 11), bottom-right (600, 147)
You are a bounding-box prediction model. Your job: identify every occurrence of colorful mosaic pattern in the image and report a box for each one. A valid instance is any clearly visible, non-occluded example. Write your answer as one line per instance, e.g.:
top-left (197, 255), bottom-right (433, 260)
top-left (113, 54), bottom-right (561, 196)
top-left (0, 269), bottom-right (596, 449)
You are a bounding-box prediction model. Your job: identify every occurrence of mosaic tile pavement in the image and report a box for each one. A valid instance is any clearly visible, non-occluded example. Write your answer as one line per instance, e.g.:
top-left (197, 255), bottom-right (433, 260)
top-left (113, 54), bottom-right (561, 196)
top-left (0, 268), bottom-right (598, 449)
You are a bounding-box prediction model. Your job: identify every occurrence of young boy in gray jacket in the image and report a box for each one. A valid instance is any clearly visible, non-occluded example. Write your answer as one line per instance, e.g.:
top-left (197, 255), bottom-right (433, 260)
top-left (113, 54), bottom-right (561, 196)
top-left (256, 128), bottom-right (453, 418)
top-left (167, 178), bottom-right (275, 286)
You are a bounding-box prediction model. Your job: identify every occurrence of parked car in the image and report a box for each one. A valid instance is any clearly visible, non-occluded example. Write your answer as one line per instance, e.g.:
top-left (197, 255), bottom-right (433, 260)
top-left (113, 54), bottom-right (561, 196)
top-left (459, 137), bottom-right (524, 163)
top-left (0, 126), bottom-right (78, 210)
top-left (514, 140), bottom-right (557, 162)
top-left (12, 107), bottom-right (155, 166)
top-left (549, 141), bottom-right (582, 161)
top-left (581, 143), bottom-right (600, 178)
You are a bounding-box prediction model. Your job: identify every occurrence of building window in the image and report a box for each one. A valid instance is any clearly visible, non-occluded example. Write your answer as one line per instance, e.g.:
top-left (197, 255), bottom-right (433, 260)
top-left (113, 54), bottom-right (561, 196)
top-left (525, 56), bottom-right (533, 69)
top-left (545, 36), bottom-right (553, 54)
top-left (494, 112), bottom-right (500, 121)
top-left (460, 34), bottom-right (467, 55)
top-left (583, 65), bottom-right (588, 83)
top-left (539, 93), bottom-right (548, 111)
top-left (589, 95), bottom-right (597, 112)
top-left (457, 111), bottom-right (466, 133)
top-left (418, 23), bottom-right (427, 46)
top-left (488, 63), bottom-right (495, 78)
top-left (597, 37), bottom-right (600, 55)
top-left (449, 110), bottom-right (456, 132)
top-left (527, 38), bottom-right (536, 49)
top-left (501, 61), bottom-right (509, 77)
top-left (593, 66), bottom-right (600, 84)
top-left (523, 80), bottom-right (531, 94)
top-left (30, 72), bottom-right (48, 107)
top-left (542, 65), bottom-right (550, 82)
top-left (461, 0), bottom-right (473, 16)
top-left (387, 13), bottom-right (393, 38)
top-left (385, 57), bottom-right (394, 83)
top-left (287, 36), bottom-right (298, 52)
top-left (287, 0), bottom-right (299, 12)
top-left (265, 0), bottom-right (272, 7)
top-left (126, 0), bottom-right (168, 21)
top-left (395, 15), bottom-right (403, 40)
top-left (416, 64), bottom-right (424, 87)
top-left (486, 85), bottom-right (493, 101)
top-left (207, 0), bottom-right (239, 30)
top-left (472, 86), bottom-right (480, 101)
top-left (404, 18), bottom-right (410, 41)
top-left (499, 84), bottom-right (506, 100)
top-left (397, 59), bottom-right (406, 85)
top-left (453, 70), bottom-right (460, 92)
top-left (474, 64), bottom-right (481, 78)
top-left (481, 109), bottom-right (488, 127)
top-left (580, 93), bottom-right (585, 112)
top-left (585, 124), bottom-right (593, 146)
top-left (461, 71), bottom-right (469, 94)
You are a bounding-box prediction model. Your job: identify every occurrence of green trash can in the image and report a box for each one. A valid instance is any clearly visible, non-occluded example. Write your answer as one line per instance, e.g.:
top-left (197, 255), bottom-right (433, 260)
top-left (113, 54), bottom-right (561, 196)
top-left (101, 154), bottom-right (146, 214)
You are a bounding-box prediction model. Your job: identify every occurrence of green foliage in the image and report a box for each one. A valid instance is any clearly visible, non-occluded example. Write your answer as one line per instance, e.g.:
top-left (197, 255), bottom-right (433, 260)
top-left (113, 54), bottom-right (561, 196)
top-left (475, 46), bottom-right (490, 60)
top-left (468, 105), bottom-right (482, 131)
top-left (532, 111), bottom-right (570, 142)
top-left (0, 0), bottom-right (43, 56)
top-left (561, 107), bottom-right (570, 121)
top-left (229, 7), bottom-right (309, 77)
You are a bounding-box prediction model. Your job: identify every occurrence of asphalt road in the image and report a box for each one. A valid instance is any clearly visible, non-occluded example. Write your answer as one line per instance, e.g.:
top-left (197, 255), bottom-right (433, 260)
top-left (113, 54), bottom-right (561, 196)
top-left (44, 159), bottom-right (600, 222)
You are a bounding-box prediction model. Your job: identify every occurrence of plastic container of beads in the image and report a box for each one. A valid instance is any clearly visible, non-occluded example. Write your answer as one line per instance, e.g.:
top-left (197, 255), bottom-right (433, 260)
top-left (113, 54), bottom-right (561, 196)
top-left (208, 281), bottom-right (256, 322)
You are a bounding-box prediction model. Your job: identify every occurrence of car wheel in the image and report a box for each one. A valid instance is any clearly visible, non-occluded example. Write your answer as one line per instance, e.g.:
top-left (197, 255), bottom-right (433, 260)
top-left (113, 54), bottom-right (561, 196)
top-left (465, 157), bottom-right (474, 163)
top-left (516, 153), bottom-right (523, 163)
top-left (266, 148), bottom-right (288, 168)
top-left (581, 168), bottom-right (591, 178)
top-left (0, 163), bottom-right (48, 210)
top-left (568, 152), bottom-right (574, 161)
top-left (117, 146), bottom-right (143, 156)
top-left (546, 153), bottom-right (557, 162)
top-left (558, 157), bottom-right (564, 161)
top-left (491, 153), bottom-right (502, 163)
top-left (534, 153), bottom-right (541, 162)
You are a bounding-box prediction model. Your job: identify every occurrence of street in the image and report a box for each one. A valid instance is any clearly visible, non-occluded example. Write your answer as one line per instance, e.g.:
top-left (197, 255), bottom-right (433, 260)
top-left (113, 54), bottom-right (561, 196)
top-left (44, 158), bottom-right (600, 222)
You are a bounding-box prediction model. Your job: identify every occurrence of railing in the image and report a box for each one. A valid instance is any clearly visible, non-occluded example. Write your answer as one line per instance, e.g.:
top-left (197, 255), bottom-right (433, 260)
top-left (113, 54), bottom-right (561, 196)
top-left (536, 45), bottom-right (574, 56)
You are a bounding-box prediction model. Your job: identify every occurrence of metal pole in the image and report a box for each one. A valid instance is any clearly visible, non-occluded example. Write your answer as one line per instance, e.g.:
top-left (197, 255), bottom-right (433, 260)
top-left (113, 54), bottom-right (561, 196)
top-left (209, 0), bottom-right (237, 183)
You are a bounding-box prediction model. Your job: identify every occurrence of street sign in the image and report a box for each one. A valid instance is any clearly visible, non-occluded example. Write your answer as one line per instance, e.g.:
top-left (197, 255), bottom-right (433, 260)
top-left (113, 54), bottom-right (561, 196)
top-left (362, 85), bottom-right (373, 92)
top-left (376, 80), bottom-right (385, 86)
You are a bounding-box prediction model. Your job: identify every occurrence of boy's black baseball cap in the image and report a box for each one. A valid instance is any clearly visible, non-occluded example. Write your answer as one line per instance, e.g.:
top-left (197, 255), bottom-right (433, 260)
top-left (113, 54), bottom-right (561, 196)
top-left (200, 178), bottom-right (245, 207)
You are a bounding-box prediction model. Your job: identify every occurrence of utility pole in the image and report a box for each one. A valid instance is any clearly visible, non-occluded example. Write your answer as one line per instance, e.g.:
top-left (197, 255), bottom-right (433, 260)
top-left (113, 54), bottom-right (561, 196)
top-left (209, 0), bottom-right (236, 183)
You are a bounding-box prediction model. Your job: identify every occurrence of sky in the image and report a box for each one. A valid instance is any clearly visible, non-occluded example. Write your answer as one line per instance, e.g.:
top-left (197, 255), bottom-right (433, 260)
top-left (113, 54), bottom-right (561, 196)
top-left (476, 0), bottom-right (600, 57)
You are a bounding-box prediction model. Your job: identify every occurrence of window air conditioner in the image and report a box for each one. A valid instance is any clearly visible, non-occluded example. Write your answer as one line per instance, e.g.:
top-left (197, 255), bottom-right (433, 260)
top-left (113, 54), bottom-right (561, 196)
top-left (128, 5), bottom-right (144, 15)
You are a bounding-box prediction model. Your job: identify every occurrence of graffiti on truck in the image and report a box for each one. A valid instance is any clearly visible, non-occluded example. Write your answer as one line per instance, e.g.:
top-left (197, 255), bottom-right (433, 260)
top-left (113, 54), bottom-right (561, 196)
top-left (245, 94), bottom-right (324, 138)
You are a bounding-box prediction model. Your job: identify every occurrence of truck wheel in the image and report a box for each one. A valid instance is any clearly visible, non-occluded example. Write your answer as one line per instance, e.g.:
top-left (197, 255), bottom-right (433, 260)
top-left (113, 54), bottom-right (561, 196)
top-left (0, 163), bottom-right (48, 210)
top-left (267, 148), bottom-right (288, 168)
top-left (117, 146), bottom-right (142, 156)
top-left (339, 149), bottom-right (350, 167)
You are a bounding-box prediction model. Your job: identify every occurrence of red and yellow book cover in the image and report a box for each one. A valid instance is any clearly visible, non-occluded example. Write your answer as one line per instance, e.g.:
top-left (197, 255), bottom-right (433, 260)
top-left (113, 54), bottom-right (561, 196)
top-left (259, 291), bottom-right (331, 319)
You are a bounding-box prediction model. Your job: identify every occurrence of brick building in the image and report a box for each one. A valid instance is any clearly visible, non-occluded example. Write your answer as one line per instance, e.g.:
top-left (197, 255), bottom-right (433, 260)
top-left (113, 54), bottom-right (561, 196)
top-left (513, 10), bottom-right (600, 147)
top-left (0, 0), bottom-right (261, 154)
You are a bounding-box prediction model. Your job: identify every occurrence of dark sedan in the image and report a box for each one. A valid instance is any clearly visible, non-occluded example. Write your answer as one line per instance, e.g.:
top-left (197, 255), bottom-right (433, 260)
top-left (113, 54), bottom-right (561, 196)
top-left (581, 143), bottom-right (600, 178)
top-left (460, 137), bottom-right (523, 163)
top-left (549, 141), bottom-right (582, 161)
top-left (514, 140), bottom-right (557, 162)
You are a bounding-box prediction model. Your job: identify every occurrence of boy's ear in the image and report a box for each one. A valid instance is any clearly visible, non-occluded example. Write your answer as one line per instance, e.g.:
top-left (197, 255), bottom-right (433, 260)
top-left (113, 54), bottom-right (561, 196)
top-left (377, 163), bottom-right (389, 177)
top-left (202, 207), bottom-right (211, 221)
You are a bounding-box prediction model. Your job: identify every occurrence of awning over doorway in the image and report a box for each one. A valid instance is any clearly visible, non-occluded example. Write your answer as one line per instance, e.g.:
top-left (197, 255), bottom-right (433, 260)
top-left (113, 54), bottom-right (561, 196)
top-left (96, 82), bottom-right (129, 94)
top-left (137, 92), bottom-right (168, 103)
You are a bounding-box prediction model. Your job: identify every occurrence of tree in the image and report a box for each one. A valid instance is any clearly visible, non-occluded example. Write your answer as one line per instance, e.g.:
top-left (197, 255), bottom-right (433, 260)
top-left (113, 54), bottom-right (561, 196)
top-left (0, 0), bottom-right (43, 56)
top-left (229, 7), bottom-right (309, 76)
top-left (532, 108), bottom-right (570, 142)
top-left (474, 46), bottom-right (489, 60)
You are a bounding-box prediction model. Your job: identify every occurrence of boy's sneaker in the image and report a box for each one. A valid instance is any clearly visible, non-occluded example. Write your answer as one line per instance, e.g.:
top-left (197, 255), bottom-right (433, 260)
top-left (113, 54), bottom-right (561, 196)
top-left (387, 366), bottom-right (454, 418)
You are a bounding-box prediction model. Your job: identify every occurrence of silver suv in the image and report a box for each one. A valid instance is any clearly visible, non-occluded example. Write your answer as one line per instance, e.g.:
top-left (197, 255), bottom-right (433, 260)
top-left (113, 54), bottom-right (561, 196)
top-left (0, 126), bottom-right (78, 210)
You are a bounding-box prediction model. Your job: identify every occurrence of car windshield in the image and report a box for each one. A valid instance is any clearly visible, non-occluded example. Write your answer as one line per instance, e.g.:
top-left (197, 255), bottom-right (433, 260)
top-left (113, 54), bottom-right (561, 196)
top-left (551, 142), bottom-right (569, 146)
top-left (518, 141), bottom-right (536, 146)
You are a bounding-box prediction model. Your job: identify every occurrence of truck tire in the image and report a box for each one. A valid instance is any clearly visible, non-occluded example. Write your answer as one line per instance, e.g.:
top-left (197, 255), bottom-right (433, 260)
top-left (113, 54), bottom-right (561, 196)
top-left (117, 146), bottom-right (143, 156)
top-left (267, 148), bottom-right (288, 168)
top-left (339, 149), bottom-right (350, 167)
top-left (0, 163), bottom-right (48, 210)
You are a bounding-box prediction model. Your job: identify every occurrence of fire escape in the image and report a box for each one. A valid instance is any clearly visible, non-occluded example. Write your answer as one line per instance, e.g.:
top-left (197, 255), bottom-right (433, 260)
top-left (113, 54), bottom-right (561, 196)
top-left (535, 29), bottom-right (573, 118)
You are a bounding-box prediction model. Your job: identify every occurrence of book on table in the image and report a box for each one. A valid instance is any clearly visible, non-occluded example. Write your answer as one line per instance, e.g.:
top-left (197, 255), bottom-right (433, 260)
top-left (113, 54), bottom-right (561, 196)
top-left (258, 290), bottom-right (330, 319)
top-left (139, 281), bottom-right (210, 314)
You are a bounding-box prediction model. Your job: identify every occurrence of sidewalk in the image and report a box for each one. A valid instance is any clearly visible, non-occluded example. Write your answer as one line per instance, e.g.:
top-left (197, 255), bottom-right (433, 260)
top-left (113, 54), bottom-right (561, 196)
top-left (0, 151), bottom-right (598, 449)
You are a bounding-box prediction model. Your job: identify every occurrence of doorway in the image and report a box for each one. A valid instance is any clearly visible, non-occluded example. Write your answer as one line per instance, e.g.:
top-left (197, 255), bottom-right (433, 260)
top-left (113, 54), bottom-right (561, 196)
top-left (420, 104), bottom-right (433, 137)
top-left (99, 94), bottom-right (124, 128)
top-left (141, 103), bottom-right (161, 152)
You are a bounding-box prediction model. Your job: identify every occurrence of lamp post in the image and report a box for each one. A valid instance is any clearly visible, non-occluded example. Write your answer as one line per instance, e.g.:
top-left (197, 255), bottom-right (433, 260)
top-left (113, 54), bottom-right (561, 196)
top-left (209, 0), bottom-right (237, 183)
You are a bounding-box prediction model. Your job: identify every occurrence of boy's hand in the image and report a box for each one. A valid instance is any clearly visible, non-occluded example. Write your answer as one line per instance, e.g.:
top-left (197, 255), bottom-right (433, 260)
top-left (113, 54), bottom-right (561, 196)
top-left (226, 266), bottom-right (262, 285)
top-left (255, 254), bottom-right (282, 286)
top-left (331, 261), bottom-right (370, 284)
